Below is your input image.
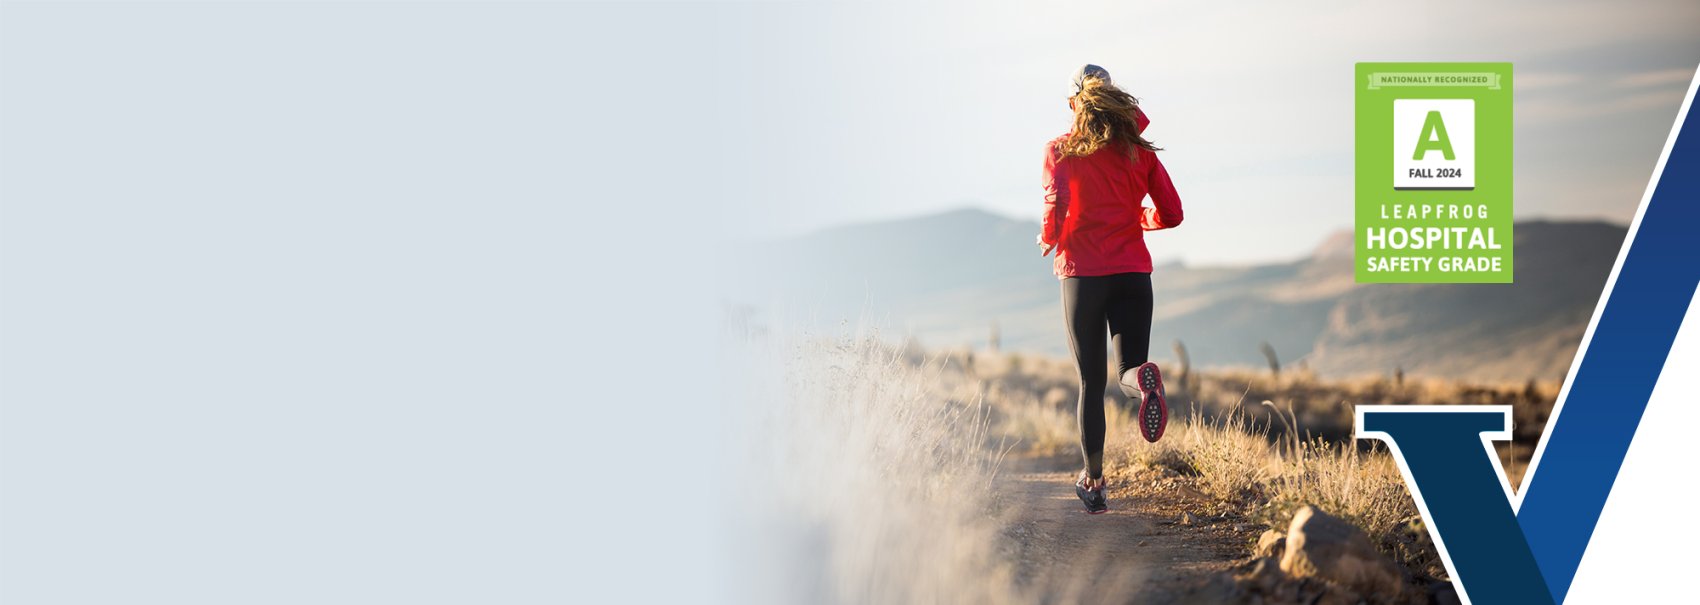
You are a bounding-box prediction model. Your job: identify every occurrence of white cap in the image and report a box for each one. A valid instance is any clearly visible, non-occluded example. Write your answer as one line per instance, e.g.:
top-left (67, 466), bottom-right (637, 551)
top-left (1073, 64), bottom-right (1111, 95)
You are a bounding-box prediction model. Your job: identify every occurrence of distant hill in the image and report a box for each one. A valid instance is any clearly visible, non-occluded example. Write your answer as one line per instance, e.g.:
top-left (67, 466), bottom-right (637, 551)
top-left (731, 208), bottom-right (1625, 383)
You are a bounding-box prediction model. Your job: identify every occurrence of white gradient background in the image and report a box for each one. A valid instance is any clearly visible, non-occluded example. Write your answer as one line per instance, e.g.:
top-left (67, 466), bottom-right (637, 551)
top-left (0, 2), bottom-right (735, 603)
top-left (2, 1), bottom-right (1696, 604)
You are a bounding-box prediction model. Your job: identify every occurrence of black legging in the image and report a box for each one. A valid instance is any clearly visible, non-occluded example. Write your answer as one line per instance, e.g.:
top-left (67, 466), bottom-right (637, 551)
top-left (1061, 272), bottom-right (1153, 479)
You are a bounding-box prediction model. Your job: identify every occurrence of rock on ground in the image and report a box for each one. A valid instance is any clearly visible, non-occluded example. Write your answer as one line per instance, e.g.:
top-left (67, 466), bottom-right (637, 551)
top-left (1279, 506), bottom-right (1406, 600)
top-left (1254, 529), bottom-right (1286, 559)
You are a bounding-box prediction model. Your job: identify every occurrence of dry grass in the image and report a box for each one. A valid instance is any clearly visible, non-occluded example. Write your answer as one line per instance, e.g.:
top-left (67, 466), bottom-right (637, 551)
top-left (729, 332), bottom-right (1546, 599)
top-left (928, 346), bottom-right (1552, 582)
top-left (938, 346), bottom-right (1553, 491)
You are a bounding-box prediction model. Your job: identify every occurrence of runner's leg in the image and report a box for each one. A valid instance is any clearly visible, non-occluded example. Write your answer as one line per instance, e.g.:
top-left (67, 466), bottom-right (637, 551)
top-left (1062, 276), bottom-right (1110, 479)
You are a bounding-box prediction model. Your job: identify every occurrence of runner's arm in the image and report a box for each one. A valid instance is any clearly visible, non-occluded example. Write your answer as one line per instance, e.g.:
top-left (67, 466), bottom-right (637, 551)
top-left (1041, 143), bottom-right (1069, 251)
top-left (1140, 153), bottom-right (1184, 230)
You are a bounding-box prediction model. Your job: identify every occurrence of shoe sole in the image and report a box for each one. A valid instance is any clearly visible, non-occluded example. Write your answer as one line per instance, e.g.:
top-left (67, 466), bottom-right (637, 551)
top-left (1136, 363), bottom-right (1168, 442)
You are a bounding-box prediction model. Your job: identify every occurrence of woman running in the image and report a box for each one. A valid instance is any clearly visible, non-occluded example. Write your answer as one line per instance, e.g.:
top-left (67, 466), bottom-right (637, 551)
top-left (1038, 64), bottom-right (1184, 514)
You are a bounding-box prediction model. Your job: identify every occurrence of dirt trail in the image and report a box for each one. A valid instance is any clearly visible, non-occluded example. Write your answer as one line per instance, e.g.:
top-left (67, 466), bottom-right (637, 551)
top-left (996, 460), bottom-right (1259, 604)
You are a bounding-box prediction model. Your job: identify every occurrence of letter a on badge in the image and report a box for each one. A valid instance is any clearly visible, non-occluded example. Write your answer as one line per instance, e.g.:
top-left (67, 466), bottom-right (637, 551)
top-left (1414, 110), bottom-right (1455, 161)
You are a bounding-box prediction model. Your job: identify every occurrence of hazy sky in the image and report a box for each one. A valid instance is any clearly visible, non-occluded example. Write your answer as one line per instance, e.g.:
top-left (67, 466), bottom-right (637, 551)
top-left (713, 0), bottom-right (1700, 265)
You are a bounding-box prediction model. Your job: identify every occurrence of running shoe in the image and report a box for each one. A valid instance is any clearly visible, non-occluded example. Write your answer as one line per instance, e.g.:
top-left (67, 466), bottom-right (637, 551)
top-left (1122, 362), bottom-right (1168, 442)
top-left (1075, 475), bottom-right (1108, 514)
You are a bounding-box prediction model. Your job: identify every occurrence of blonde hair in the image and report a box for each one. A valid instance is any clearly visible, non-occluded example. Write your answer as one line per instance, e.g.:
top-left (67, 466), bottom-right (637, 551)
top-left (1059, 77), bottom-right (1161, 160)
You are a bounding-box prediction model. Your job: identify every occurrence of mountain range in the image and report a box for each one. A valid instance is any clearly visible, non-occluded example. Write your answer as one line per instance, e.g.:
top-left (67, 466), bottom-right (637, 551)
top-left (731, 208), bottom-right (1625, 383)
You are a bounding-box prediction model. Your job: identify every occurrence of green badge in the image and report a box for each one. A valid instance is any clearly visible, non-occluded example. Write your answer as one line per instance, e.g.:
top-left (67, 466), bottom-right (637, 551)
top-left (1355, 63), bottom-right (1513, 283)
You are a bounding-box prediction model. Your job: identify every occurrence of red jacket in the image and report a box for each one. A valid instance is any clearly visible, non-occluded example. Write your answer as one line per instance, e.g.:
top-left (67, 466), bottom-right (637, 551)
top-left (1040, 113), bottom-right (1183, 278)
